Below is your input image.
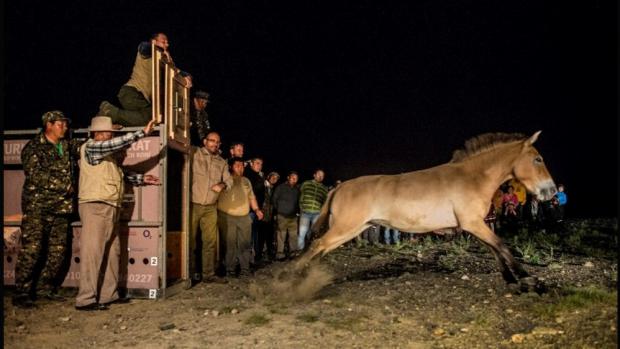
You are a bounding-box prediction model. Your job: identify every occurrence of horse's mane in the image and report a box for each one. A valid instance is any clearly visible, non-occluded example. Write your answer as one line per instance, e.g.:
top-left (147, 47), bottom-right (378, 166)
top-left (450, 132), bottom-right (527, 163)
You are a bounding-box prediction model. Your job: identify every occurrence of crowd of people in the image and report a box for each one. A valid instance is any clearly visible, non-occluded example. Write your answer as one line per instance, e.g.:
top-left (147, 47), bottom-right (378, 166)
top-left (487, 180), bottom-right (568, 235)
top-left (188, 133), bottom-right (331, 284)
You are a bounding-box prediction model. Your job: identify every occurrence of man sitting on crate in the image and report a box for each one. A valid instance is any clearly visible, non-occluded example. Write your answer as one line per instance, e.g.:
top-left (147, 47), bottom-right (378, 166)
top-left (75, 116), bottom-right (160, 311)
top-left (98, 32), bottom-right (192, 126)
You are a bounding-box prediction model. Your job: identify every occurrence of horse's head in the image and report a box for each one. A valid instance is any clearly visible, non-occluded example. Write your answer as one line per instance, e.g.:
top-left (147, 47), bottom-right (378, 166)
top-left (512, 131), bottom-right (557, 201)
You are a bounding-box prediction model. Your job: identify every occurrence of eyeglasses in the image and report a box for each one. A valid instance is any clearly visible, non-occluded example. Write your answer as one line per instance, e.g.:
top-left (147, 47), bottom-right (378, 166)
top-left (206, 139), bottom-right (221, 144)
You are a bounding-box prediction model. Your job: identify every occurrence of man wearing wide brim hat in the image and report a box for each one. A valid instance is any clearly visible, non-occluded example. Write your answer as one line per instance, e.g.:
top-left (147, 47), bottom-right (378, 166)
top-left (88, 115), bottom-right (123, 132)
top-left (75, 116), bottom-right (160, 311)
top-left (12, 110), bottom-right (84, 309)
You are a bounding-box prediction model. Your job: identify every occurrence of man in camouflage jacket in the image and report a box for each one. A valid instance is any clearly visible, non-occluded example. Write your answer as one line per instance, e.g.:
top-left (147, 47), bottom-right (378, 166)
top-left (13, 111), bottom-right (84, 308)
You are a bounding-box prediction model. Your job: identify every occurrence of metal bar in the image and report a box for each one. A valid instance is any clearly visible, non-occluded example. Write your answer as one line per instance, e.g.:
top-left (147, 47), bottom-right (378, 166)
top-left (160, 116), bottom-right (168, 292)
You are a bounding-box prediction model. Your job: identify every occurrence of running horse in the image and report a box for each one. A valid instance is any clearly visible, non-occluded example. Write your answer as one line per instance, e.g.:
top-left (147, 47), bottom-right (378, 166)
top-left (295, 131), bottom-right (557, 291)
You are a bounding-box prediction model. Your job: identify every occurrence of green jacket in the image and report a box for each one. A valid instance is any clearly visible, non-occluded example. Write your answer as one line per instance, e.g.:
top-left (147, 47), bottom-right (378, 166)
top-left (21, 132), bottom-right (84, 215)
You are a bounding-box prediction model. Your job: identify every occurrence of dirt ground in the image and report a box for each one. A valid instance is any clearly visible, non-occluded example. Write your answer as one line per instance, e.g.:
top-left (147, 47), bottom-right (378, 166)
top-left (3, 219), bottom-right (618, 349)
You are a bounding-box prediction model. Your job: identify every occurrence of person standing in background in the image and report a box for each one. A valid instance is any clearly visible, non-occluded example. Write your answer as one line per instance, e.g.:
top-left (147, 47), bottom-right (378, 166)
top-left (272, 171), bottom-right (301, 260)
top-left (555, 184), bottom-right (567, 221)
top-left (189, 131), bottom-right (232, 284)
top-left (190, 90), bottom-right (211, 146)
top-left (217, 157), bottom-right (263, 277)
top-left (298, 169), bottom-right (328, 250)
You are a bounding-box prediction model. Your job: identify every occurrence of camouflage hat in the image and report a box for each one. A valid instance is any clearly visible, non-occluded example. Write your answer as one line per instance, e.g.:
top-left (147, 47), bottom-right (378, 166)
top-left (42, 110), bottom-right (71, 126)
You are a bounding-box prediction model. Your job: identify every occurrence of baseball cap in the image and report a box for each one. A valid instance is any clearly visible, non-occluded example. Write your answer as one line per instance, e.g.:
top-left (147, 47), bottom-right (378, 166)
top-left (42, 110), bottom-right (71, 126)
top-left (194, 90), bottom-right (210, 100)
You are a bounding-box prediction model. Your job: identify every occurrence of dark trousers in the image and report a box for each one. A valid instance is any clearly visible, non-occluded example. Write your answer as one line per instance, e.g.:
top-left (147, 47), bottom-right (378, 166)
top-left (218, 212), bottom-right (252, 273)
top-left (111, 85), bottom-right (151, 126)
top-left (15, 212), bottom-right (71, 297)
top-left (250, 211), bottom-right (259, 262)
top-left (255, 220), bottom-right (276, 261)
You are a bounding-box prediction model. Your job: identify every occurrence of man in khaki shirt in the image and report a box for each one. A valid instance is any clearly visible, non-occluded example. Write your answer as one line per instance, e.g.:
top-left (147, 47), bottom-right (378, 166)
top-left (217, 157), bottom-right (263, 277)
top-left (190, 131), bottom-right (233, 283)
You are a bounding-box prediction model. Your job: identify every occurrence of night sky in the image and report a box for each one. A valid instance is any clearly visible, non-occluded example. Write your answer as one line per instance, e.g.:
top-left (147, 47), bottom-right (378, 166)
top-left (5, 1), bottom-right (618, 217)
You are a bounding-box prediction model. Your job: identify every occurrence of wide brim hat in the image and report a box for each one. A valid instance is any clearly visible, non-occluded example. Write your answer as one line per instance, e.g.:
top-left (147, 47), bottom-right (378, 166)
top-left (88, 116), bottom-right (122, 132)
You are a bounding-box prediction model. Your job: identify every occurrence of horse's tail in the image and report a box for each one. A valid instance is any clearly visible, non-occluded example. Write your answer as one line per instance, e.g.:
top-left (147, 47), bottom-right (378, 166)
top-left (310, 186), bottom-right (339, 238)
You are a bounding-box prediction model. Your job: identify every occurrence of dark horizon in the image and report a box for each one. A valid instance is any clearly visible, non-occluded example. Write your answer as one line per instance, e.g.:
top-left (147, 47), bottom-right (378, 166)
top-left (4, 2), bottom-right (618, 218)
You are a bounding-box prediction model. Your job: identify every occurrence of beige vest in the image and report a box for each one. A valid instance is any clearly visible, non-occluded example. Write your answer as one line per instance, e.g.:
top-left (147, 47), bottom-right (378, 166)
top-left (125, 52), bottom-right (152, 102)
top-left (79, 141), bottom-right (124, 207)
top-left (217, 176), bottom-right (255, 216)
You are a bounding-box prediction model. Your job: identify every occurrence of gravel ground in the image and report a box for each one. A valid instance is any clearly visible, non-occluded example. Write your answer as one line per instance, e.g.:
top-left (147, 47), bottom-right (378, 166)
top-left (4, 220), bottom-right (617, 349)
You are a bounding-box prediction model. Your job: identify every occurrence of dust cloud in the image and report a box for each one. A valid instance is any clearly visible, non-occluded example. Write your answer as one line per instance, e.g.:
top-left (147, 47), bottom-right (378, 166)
top-left (249, 261), bottom-right (334, 303)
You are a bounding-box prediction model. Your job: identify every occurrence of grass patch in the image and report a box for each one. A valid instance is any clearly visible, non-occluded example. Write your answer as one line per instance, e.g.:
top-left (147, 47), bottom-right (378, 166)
top-left (243, 313), bottom-right (271, 326)
top-left (421, 235), bottom-right (436, 248)
top-left (296, 313), bottom-right (320, 323)
top-left (532, 286), bottom-right (617, 319)
top-left (327, 300), bottom-right (346, 308)
top-left (218, 306), bottom-right (234, 314)
top-left (472, 312), bottom-right (491, 327)
top-left (267, 306), bottom-right (289, 315)
top-left (323, 316), bottom-right (363, 331)
top-left (451, 234), bottom-right (472, 254)
top-left (437, 254), bottom-right (459, 271)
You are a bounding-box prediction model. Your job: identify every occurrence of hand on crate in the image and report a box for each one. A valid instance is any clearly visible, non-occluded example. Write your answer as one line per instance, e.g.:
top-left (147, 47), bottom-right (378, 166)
top-left (143, 120), bottom-right (157, 135)
top-left (143, 174), bottom-right (161, 185)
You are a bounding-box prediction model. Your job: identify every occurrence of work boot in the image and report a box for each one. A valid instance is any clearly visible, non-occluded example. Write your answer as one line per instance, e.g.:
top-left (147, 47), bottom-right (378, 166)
top-left (75, 303), bottom-right (109, 311)
top-left (103, 297), bottom-right (132, 306)
top-left (99, 101), bottom-right (118, 117)
top-left (204, 275), bottom-right (228, 284)
top-left (12, 294), bottom-right (36, 309)
top-left (38, 290), bottom-right (66, 302)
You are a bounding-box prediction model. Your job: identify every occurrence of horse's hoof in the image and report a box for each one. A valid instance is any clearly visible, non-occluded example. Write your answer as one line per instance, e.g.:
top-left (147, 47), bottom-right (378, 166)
top-left (519, 276), bottom-right (540, 293)
top-left (531, 278), bottom-right (548, 295)
top-left (506, 282), bottom-right (521, 294)
top-left (520, 276), bottom-right (537, 286)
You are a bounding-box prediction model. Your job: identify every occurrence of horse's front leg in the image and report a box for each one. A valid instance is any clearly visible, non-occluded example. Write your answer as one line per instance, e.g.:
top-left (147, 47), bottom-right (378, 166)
top-left (460, 220), bottom-right (543, 293)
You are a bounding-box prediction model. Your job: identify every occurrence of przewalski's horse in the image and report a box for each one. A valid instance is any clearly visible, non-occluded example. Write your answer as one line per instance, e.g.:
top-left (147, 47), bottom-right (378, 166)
top-left (295, 131), bottom-right (557, 291)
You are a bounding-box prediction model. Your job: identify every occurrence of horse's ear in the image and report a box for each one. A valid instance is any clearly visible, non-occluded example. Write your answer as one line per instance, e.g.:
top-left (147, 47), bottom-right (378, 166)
top-left (526, 130), bottom-right (542, 145)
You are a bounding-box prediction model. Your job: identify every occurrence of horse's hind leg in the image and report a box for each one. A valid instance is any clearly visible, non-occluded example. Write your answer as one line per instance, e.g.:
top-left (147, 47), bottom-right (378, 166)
top-left (294, 223), bottom-right (369, 270)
